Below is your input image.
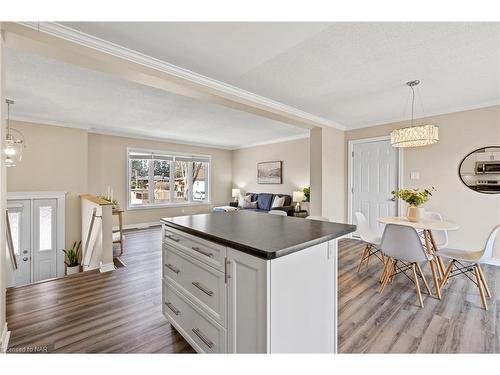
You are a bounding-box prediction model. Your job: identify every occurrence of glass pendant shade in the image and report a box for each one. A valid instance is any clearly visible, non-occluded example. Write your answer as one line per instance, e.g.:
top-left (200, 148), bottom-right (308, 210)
top-left (4, 99), bottom-right (25, 167)
top-left (390, 124), bottom-right (439, 148)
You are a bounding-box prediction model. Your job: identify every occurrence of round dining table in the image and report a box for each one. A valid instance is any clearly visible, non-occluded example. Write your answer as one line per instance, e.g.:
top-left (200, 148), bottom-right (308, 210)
top-left (378, 216), bottom-right (460, 299)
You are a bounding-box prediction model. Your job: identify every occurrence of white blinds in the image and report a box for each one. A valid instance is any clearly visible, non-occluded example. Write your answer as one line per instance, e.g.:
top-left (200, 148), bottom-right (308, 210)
top-left (129, 150), bottom-right (209, 163)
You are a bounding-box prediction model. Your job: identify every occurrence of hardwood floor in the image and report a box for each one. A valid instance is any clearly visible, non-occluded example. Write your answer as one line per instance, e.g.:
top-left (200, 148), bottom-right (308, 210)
top-left (338, 238), bottom-right (500, 353)
top-left (7, 231), bottom-right (499, 353)
top-left (6, 228), bottom-right (195, 353)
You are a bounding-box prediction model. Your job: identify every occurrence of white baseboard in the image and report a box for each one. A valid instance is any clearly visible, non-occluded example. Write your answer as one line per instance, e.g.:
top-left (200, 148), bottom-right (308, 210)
top-left (112, 221), bottom-right (161, 231)
top-left (99, 262), bottom-right (116, 273)
top-left (1, 322), bottom-right (10, 353)
top-left (484, 259), bottom-right (500, 267)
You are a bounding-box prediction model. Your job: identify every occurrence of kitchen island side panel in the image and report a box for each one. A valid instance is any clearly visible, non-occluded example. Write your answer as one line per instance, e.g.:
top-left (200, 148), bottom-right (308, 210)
top-left (269, 240), bottom-right (337, 353)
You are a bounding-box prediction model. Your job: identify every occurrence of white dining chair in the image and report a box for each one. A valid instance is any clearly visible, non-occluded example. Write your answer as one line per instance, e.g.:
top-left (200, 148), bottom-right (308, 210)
top-left (306, 215), bottom-right (330, 222)
top-left (424, 211), bottom-right (449, 248)
top-left (379, 224), bottom-right (433, 308)
top-left (354, 212), bottom-right (384, 273)
top-left (435, 225), bottom-right (500, 310)
top-left (268, 210), bottom-right (287, 216)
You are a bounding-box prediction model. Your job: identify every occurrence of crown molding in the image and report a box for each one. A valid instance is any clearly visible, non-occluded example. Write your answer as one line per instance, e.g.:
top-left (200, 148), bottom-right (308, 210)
top-left (234, 133), bottom-right (310, 150)
top-left (11, 115), bottom-right (309, 150)
top-left (16, 22), bottom-right (345, 131)
top-left (346, 100), bottom-right (500, 131)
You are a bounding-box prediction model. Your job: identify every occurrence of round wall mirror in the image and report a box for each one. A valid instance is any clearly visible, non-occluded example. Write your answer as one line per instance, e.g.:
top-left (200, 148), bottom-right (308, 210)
top-left (459, 146), bottom-right (500, 194)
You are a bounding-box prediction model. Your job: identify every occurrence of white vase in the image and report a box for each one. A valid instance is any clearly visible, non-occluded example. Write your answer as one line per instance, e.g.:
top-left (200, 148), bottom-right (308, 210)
top-left (66, 265), bottom-right (80, 275)
top-left (407, 206), bottom-right (424, 222)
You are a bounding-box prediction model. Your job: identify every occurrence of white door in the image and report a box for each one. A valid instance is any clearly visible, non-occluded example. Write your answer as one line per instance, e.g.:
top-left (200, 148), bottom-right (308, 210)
top-left (351, 139), bottom-right (399, 236)
top-left (6, 200), bottom-right (32, 287)
top-left (33, 199), bottom-right (58, 282)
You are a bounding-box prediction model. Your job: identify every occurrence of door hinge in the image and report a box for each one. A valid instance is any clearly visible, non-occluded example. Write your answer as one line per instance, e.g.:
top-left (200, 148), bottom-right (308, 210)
top-left (351, 151), bottom-right (354, 157)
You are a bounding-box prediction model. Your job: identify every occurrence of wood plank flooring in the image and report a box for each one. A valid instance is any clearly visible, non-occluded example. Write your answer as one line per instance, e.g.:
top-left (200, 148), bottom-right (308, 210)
top-left (338, 238), bottom-right (500, 353)
top-left (6, 228), bottom-right (195, 353)
top-left (7, 230), bottom-right (499, 353)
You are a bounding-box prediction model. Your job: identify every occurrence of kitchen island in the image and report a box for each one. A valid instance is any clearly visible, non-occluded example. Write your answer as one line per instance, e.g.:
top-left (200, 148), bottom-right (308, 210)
top-left (161, 210), bottom-right (355, 353)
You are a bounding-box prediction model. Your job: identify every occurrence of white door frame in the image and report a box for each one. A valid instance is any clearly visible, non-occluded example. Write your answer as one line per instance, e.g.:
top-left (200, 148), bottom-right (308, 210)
top-left (347, 136), bottom-right (404, 230)
top-left (7, 191), bottom-right (66, 279)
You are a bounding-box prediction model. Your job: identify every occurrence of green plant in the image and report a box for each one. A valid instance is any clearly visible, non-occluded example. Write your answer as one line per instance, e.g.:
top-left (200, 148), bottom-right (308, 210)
top-left (392, 187), bottom-right (436, 207)
top-left (97, 195), bottom-right (119, 209)
top-left (62, 241), bottom-right (81, 267)
top-left (303, 187), bottom-right (310, 202)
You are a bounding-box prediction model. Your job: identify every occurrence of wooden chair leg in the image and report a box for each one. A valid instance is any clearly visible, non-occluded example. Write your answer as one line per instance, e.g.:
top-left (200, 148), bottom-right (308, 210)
top-left (429, 259), bottom-right (441, 300)
top-left (357, 244), bottom-right (370, 273)
top-left (412, 264), bottom-right (424, 308)
top-left (379, 259), bottom-right (393, 294)
top-left (476, 264), bottom-right (492, 298)
top-left (366, 245), bottom-right (372, 268)
top-left (439, 261), bottom-right (454, 289)
top-left (389, 260), bottom-right (398, 284)
top-left (416, 263), bottom-right (432, 295)
top-left (473, 265), bottom-right (488, 310)
top-left (379, 256), bottom-right (389, 283)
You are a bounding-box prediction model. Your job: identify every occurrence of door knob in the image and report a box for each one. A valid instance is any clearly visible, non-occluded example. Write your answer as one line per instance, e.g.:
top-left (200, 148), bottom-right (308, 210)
top-left (23, 257), bottom-right (29, 261)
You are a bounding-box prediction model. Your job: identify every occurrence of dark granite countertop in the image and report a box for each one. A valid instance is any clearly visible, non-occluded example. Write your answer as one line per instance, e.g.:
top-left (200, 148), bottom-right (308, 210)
top-left (161, 210), bottom-right (356, 260)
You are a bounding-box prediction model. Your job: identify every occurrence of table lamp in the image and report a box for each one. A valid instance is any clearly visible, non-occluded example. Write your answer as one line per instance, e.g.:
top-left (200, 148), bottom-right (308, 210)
top-left (292, 191), bottom-right (305, 212)
top-left (232, 188), bottom-right (241, 202)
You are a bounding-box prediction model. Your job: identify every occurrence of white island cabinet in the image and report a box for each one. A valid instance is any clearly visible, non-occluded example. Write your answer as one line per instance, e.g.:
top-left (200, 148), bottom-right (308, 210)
top-left (160, 211), bottom-right (356, 354)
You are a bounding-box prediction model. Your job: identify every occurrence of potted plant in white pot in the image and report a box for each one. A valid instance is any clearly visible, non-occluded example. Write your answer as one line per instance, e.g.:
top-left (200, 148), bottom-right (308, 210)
top-left (63, 240), bottom-right (81, 275)
top-left (392, 187), bottom-right (435, 222)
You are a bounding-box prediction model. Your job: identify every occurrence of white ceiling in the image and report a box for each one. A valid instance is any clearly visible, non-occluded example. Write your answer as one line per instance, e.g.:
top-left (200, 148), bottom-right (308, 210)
top-left (5, 48), bottom-right (308, 149)
top-left (61, 22), bottom-right (500, 128)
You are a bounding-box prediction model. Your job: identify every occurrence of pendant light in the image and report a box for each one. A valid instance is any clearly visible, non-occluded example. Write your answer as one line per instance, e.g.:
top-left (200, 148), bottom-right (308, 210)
top-left (390, 80), bottom-right (439, 148)
top-left (4, 99), bottom-right (25, 167)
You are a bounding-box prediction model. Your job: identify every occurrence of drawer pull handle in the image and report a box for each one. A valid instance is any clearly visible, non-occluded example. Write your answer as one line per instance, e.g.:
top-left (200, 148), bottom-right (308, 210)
top-left (165, 263), bottom-right (180, 274)
top-left (165, 302), bottom-right (180, 315)
top-left (191, 246), bottom-right (213, 258)
top-left (165, 234), bottom-right (180, 242)
top-left (192, 328), bottom-right (214, 349)
top-left (192, 281), bottom-right (214, 296)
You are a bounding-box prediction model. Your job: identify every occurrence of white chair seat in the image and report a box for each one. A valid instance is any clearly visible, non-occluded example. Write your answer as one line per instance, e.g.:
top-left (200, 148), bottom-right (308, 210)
top-left (370, 235), bottom-right (382, 247)
top-left (434, 247), bottom-right (484, 262)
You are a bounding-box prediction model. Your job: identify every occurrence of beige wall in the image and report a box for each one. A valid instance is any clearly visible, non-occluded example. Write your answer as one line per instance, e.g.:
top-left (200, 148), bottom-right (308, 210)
top-left (0, 27), bottom-right (6, 345)
top-left (346, 105), bottom-right (500, 254)
top-left (232, 137), bottom-right (310, 196)
top-left (322, 127), bottom-right (345, 223)
top-left (87, 133), bottom-right (232, 226)
top-left (7, 121), bottom-right (88, 248)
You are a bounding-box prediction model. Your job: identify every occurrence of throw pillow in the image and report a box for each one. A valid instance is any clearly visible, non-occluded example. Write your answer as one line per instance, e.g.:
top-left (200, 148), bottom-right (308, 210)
top-left (238, 193), bottom-right (252, 208)
top-left (271, 196), bottom-right (285, 208)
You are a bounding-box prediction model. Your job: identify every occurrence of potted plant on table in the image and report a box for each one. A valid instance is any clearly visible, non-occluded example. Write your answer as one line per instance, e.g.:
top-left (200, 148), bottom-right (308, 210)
top-left (392, 187), bottom-right (435, 222)
top-left (63, 240), bottom-right (82, 275)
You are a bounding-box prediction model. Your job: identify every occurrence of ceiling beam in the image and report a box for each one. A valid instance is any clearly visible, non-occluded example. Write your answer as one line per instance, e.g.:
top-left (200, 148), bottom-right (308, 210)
top-left (2, 22), bottom-right (345, 131)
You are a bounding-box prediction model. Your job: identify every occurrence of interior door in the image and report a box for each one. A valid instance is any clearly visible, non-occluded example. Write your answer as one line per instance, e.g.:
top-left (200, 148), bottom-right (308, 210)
top-left (6, 200), bottom-right (32, 287)
top-left (33, 198), bottom-right (58, 282)
top-left (351, 139), bottom-right (399, 236)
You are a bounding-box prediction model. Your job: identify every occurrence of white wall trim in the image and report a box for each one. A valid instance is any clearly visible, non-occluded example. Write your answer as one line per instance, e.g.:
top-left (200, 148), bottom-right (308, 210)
top-left (235, 133), bottom-right (310, 150)
top-left (16, 22), bottom-right (345, 131)
top-left (99, 261), bottom-right (115, 273)
top-left (346, 100), bottom-right (500, 130)
top-left (347, 136), bottom-right (403, 231)
top-left (7, 191), bottom-right (67, 200)
top-left (0, 322), bottom-right (10, 353)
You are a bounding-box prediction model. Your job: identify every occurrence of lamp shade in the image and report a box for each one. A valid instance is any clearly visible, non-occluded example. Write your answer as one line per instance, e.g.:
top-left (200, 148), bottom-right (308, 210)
top-left (390, 124), bottom-right (439, 148)
top-left (293, 191), bottom-right (305, 202)
top-left (231, 188), bottom-right (241, 198)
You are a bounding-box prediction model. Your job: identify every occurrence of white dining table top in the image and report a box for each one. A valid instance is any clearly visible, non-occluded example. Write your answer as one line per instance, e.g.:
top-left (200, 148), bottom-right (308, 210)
top-left (378, 216), bottom-right (460, 231)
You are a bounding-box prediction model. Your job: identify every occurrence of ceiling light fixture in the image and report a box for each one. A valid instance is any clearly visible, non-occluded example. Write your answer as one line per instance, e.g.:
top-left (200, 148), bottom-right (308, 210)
top-left (390, 80), bottom-right (439, 148)
top-left (4, 99), bottom-right (25, 167)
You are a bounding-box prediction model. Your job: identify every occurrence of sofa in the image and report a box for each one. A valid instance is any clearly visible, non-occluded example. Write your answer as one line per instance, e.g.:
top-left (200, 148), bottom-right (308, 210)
top-left (235, 192), bottom-right (295, 216)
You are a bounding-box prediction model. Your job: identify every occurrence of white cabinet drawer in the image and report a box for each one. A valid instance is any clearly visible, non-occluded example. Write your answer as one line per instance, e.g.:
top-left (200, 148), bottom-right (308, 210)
top-left (163, 226), bottom-right (226, 271)
top-left (163, 245), bottom-right (226, 325)
top-left (163, 282), bottom-right (226, 353)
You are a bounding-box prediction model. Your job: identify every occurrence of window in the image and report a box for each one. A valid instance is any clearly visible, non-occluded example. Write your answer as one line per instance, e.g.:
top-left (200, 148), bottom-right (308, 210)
top-left (128, 149), bottom-right (210, 208)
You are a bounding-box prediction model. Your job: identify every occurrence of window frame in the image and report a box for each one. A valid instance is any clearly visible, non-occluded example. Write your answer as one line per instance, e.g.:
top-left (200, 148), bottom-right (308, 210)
top-left (127, 147), bottom-right (211, 210)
